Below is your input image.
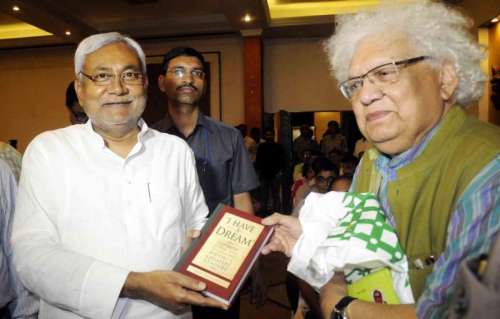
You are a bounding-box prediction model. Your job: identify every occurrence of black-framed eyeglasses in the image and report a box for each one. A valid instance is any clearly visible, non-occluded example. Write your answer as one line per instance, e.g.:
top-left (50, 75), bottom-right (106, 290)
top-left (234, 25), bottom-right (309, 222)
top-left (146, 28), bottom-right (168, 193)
top-left (79, 70), bottom-right (144, 86)
top-left (338, 56), bottom-right (432, 100)
top-left (166, 67), bottom-right (205, 80)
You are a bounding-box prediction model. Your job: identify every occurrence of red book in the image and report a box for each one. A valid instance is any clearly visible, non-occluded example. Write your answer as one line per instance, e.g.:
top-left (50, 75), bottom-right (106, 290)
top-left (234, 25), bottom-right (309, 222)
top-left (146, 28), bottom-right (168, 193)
top-left (175, 204), bottom-right (274, 306)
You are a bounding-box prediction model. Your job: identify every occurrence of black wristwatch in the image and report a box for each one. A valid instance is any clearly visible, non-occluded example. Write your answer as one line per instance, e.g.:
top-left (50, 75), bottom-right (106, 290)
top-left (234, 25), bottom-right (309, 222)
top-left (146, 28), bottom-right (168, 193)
top-left (330, 296), bottom-right (357, 319)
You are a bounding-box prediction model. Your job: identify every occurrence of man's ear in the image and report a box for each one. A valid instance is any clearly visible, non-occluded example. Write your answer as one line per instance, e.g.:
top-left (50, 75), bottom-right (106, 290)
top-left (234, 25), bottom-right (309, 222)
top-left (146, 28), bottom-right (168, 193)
top-left (158, 74), bottom-right (166, 93)
top-left (74, 79), bottom-right (84, 107)
top-left (439, 60), bottom-right (459, 102)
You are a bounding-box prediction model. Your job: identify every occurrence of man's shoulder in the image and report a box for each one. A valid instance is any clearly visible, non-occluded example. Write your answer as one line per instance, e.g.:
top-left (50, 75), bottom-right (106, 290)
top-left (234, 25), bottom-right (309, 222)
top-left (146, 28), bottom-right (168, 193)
top-left (148, 128), bottom-right (189, 147)
top-left (201, 116), bottom-right (242, 142)
top-left (462, 115), bottom-right (500, 146)
top-left (29, 125), bottom-right (85, 146)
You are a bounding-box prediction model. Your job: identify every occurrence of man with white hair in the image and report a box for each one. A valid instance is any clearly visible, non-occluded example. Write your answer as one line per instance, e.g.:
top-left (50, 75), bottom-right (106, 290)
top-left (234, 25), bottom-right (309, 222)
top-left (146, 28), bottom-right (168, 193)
top-left (261, 1), bottom-right (500, 318)
top-left (12, 32), bottom-right (225, 318)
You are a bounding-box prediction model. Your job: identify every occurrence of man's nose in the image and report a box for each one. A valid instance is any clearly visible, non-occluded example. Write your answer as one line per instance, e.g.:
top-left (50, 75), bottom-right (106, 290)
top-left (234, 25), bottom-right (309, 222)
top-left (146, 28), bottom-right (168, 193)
top-left (358, 77), bottom-right (383, 106)
top-left (107, 75), bottom-right (128, 94)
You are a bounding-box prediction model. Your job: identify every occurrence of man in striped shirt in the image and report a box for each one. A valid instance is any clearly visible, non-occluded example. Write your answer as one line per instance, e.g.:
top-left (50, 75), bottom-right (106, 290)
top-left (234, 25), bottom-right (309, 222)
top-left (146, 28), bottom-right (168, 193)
top-left (261, 1), bottom-right (500, 318)
top-left (0, 159), bottom-right (38, 318)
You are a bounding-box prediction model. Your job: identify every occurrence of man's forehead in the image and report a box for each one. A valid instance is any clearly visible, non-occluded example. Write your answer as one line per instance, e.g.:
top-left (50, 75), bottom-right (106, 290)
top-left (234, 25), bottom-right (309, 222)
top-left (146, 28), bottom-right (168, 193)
top-left (168, 55), bottom-right (203, 68)
top-left (83, 42), bottom-right (141, 70)
top-left (348, 33), bottom-right (413, 75)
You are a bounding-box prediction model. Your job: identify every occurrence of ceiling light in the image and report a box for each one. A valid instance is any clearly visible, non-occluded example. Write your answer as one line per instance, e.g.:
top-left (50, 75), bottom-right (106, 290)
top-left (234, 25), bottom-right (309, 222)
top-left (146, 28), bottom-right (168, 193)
top-left (492, 17), bottom-right (499, 23)
top-left (65, 30), bottom-right (71, 36)
top-left (12, 6), bottom-right (20, 12)
top-left (243, 13), bottom-right (252, 23)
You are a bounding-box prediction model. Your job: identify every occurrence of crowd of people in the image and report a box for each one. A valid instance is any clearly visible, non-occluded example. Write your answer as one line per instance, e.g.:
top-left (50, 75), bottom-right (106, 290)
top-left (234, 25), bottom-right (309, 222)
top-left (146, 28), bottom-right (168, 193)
top-left (0, 1), bottom-right (499, 319)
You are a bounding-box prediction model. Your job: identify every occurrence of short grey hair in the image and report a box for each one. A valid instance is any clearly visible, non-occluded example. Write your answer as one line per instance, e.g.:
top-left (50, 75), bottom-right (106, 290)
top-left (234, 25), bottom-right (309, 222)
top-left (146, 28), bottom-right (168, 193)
top-left (324, 0), bottom-right (486, 107)
top-left (74, 32), bottom-right (147, 78)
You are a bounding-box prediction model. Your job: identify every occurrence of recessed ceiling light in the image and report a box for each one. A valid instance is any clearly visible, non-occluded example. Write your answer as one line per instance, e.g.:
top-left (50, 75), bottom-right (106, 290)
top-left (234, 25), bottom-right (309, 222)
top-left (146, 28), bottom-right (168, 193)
top-left (243, 13), bottom-right (252, 23)
top-left (12, 6), bottom-right (20, 12)
top-left (492, 17), bottom-right (499, 23)
top-left (65, 30), bottom-right (71, 36)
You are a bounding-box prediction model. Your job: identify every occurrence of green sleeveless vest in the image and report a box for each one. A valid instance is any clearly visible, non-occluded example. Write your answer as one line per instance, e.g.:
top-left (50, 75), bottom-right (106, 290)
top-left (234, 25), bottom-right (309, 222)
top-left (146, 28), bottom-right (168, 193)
top-left (354, 106), bottom-right (500, 298)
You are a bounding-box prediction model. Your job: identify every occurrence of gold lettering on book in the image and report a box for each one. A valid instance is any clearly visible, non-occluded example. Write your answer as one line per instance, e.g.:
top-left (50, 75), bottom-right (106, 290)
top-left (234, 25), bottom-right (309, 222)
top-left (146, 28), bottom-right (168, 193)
top-left (192, 213), bottom-right (263, 281)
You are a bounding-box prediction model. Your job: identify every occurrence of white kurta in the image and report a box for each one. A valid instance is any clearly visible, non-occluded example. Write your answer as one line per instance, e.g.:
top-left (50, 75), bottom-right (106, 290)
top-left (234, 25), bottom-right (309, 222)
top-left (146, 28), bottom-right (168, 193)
top-left (12, 120), bottom-right (208, 319)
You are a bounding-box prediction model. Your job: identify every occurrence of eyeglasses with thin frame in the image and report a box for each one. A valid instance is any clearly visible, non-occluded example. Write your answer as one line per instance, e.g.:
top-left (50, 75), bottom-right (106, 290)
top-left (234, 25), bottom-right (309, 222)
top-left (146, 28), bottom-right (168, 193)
top-left (79, 70), bottom-right (144, 86)
top-left (338, 56), bottom-right (432, 100)
top-left (166, 67), bottom-right (205, 80)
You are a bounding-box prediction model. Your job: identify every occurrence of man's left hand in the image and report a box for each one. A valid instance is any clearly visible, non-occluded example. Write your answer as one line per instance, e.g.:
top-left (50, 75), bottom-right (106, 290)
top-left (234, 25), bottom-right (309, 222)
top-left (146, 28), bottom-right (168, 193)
top-left (319, 272), bottom-right (348, 318)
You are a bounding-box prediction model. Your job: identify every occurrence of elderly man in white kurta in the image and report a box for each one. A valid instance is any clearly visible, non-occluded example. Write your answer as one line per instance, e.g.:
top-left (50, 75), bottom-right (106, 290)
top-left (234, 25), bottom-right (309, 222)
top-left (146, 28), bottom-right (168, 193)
top-left (11, 32), bottom-right (225, 319)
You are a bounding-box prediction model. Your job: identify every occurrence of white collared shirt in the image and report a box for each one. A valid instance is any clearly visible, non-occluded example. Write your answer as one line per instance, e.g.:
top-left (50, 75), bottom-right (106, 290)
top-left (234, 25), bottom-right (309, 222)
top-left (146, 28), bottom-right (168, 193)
top-left (12, 120), bottom-right (208, 319)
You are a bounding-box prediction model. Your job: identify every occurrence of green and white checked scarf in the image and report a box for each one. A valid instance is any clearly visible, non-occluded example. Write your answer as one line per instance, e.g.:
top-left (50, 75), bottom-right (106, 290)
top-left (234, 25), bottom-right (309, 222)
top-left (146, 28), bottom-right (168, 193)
top-left (329, 192), bottom-right (405, 283)
top-left (287, 191), bottom-right (414, 304)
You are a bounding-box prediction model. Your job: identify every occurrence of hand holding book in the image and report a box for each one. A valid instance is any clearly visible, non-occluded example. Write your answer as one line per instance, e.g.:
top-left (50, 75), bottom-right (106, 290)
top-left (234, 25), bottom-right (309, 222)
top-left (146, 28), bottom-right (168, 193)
top-left (121, 270), bottom-right (228, 310)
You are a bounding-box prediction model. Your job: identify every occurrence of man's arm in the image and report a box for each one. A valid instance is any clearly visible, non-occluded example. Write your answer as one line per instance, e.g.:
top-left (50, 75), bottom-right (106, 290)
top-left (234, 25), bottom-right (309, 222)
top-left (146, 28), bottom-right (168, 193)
top-left (233, 192), bottom-right (253, 214)
top-left (319, 274), bottom-right (417, 319)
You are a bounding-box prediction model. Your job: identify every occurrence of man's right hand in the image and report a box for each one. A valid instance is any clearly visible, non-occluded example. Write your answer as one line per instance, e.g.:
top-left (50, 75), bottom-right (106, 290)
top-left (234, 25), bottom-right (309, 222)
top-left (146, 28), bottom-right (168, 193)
top-left (261, 213), bottom-right (303, 257)
top-left (121, 271), bottom-right (227, 310)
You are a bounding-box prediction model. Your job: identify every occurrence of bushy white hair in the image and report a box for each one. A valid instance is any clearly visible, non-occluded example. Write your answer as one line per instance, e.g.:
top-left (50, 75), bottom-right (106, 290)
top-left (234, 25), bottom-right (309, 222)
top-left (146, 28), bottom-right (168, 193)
top-left (324, 0), bottom-right (486, 107)
top-left (74, 32), bottom-right (147, 77)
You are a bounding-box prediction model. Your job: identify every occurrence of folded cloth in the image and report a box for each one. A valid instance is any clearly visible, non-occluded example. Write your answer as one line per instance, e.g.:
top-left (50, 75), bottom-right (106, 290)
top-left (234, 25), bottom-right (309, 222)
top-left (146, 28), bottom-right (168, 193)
top-left (288, 191), bottom-right (415, 304)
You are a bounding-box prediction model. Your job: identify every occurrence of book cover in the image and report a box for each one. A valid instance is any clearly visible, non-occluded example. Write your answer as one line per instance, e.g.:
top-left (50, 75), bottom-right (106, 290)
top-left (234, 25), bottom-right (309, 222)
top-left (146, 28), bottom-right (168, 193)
top-left (347, 268), bottom-right (400, 304)
top-left (175, 204), bottom-right (274, 306)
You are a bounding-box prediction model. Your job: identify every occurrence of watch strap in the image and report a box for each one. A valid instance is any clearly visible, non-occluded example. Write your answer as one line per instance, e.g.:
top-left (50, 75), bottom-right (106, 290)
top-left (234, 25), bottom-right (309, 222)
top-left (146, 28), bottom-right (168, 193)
top-left (331, 296), bottom-right (357, 319)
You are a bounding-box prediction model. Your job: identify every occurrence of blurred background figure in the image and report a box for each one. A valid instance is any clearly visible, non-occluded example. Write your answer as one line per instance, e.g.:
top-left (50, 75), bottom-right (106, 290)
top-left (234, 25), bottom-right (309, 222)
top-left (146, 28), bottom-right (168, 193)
top-left (353, 136), bottom-right (372, 159)
top-left (339, 154), bottom-right (359, 177)
top-left (292, 156), bottom-right (338, 216)
top-left (255, 128), bottom-right (285, 215)
top-left (330, 175), bottom-right (352, 192)
top-left (236, 124), bottom-right (257, 163)
top-left (65, 81), bottom-right (88, 125)
top-left (293, 125), bottom-right (318, 163)
top-left (0, 141), bottom-right (21, 182)
top-left (320, 120), bottom-right (347, 158)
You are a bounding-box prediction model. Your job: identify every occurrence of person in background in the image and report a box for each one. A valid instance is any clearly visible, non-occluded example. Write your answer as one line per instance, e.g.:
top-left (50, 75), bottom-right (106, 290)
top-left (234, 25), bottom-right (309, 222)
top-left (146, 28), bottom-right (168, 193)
top-left (235, 124), bottom-right (257, 163)
top-left (291, 161), bottom-right (315, 207)
top-left (339, 154), bottom-right (359, 177)
top-left (65, 80), bottom-right (88, 124)
top-left (255, 127), bottom-right (285, 214)
top-left (155, 46), bottom-right (264, 319)
top-left (0, 142), bottom-right (21, 182)
top-left (12, 32), bottom-right (224, 319)
top-left (293, 125), bottom-right (319, 163)
top-left (353, 136), bottom-right (372, 159)
top-left (320, 120), bottom-right (348, 158)
top-left (292, 156), bottom-right (338, 216)
top-left (0, 159), bottom-right (38, 319)
top-left (261, 1), bottom-right (500, 318)
top-left (330, 175), bottom-right (352, 192)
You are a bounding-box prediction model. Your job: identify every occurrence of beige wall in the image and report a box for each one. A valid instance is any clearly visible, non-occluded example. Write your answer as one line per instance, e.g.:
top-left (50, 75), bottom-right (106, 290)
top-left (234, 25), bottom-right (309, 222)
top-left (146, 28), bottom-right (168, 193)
top-left (0, 36), bottom-right (245, 152)
top-left (264, 37), bottom-right (350, 114)
top-left (0, 46), bottom-right (75, 152)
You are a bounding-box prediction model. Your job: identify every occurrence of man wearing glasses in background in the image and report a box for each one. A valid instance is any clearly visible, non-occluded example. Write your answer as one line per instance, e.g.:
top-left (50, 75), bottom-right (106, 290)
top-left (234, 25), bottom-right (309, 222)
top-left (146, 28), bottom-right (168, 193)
top-left (154, 47), bottom-right (262, 319)
top-left (12, 32), bottom-right (225, 319)
top-left (261, 1), bottom-right (500, 318)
